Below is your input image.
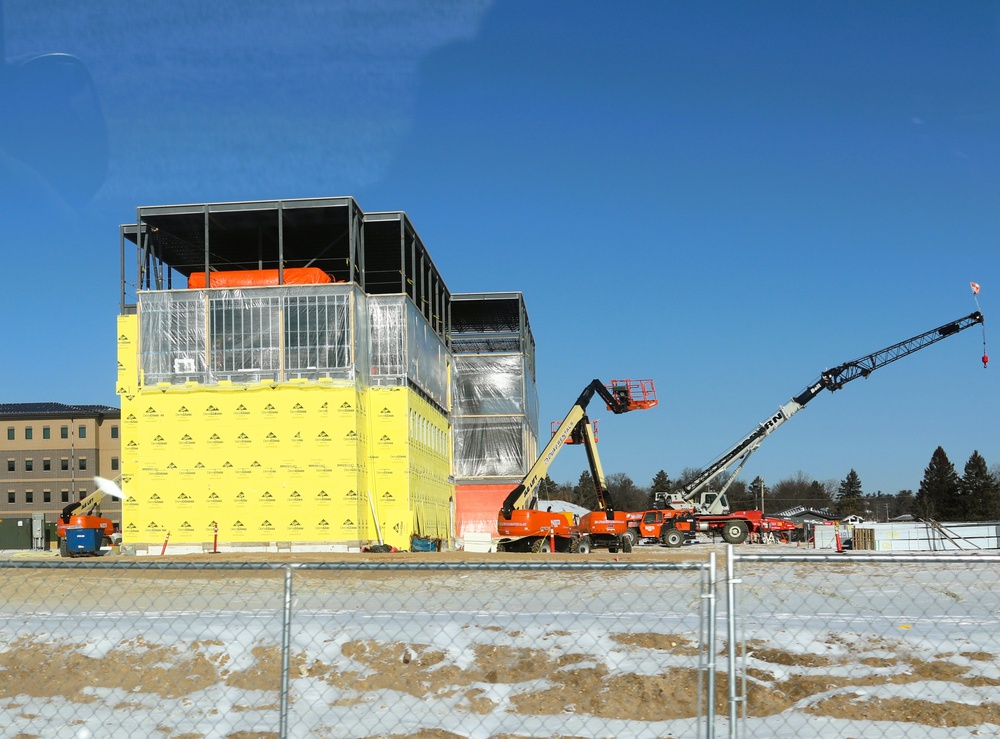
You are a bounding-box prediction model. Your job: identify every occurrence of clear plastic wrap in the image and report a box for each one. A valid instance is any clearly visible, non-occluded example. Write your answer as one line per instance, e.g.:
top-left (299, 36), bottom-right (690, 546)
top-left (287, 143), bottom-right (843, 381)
top-left (368, 295), bottom-right (448, 408)
top-left (453, 355), bottom-right (526, 415)
top-left (138, 284), bottom-right (364, 386)
top-left (137, 290), bottom-right (208, 384)
top-left (369, 298), bottom-right (406, 382)
top-left (452, 416), bottom-right (533, 477)
top-left (451, 354), bottom-right (539, 480)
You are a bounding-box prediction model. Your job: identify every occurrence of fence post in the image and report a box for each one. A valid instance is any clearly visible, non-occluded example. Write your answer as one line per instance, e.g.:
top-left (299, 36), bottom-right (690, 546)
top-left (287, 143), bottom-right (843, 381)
top-left (705, 551), bottom-right (717, 738)
top-left (726, 543), bottom-right (741, 739)
top-left (279, 565), bottom-right (293, 739)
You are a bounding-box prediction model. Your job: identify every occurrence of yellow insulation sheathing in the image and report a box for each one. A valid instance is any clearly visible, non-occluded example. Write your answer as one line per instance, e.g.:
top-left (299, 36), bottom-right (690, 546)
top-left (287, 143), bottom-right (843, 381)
top-left (118, 316), bottom-right (453, 551)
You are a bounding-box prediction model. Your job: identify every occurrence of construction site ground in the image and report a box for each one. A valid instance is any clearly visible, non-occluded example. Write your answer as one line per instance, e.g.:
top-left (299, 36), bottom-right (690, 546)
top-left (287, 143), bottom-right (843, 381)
top-left (1, 540), bottom-right (997, 736)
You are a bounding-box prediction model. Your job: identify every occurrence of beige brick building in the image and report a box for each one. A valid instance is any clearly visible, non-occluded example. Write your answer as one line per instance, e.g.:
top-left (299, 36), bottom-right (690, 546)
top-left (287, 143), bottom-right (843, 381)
top-left (0, 403), bottom-right (122, 525)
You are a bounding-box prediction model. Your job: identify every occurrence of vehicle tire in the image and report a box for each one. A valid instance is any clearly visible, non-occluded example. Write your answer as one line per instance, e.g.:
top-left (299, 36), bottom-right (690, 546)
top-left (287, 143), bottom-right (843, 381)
top-left (496, 541), bottom-right (506, 553)
top-left (721, 520), bottom-right (749, 545)
top-left (571, 535), bottom-right (592, 554)
top-left (621, 536), bottom-right (633, 553)
top-left (58, 539), bottom-right (69, 558)
top-left (661, 529), bottom-right (684, 548)
top-left (531, 538), bottom-right (553, 553)
top-left (623, 527), bottom-right (639, 548)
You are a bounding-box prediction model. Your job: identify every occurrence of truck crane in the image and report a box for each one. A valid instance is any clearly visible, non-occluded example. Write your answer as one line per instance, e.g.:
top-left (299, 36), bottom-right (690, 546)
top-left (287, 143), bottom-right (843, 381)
top-left (642, 311), bottom-right (985, 547)
top-left (497, 378), bottom-right (657, 553)
top-left (56, 476), bottom-right (125, 557)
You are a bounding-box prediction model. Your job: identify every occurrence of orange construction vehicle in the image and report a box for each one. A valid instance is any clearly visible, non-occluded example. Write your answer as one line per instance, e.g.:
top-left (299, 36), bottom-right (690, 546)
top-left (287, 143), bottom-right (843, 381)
top-left (497, 379), bottom-right (657, 553)
top-left (56, 476), bottom-right (125, 557)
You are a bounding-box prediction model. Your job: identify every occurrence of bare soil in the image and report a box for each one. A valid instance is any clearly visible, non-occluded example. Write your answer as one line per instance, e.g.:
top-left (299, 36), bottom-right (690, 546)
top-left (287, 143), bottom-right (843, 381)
top-left (0, 544), bottom-right (992, 736)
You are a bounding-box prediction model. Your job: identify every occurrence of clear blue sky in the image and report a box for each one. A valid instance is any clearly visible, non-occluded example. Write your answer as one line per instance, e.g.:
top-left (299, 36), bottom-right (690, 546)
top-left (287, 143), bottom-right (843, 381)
top-left (1, 1), bottom-right (996, 498)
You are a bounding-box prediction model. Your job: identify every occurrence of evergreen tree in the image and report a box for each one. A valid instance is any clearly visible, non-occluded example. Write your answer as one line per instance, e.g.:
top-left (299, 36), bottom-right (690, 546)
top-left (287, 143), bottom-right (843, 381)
top-left (649, 469), bottom-right (672, 508)
top-left (537, 474), bottom-right (559, 501)
top-left (960, 451), bottom-right (1000, 521)
top-left (914, 447), bottom-right (961, 521)
top-left (893, 489), bottom-right (914, 519)
top-left (809, 480), bottom-right (836, 510)
top-left (651, 470), bottom-right (671, 492)
top-left (835, 469), bottom-right (865, 517)
top-left (572, 470), bottom-right (598, 510)
top-left (749, 476), bottom-right (767, 511)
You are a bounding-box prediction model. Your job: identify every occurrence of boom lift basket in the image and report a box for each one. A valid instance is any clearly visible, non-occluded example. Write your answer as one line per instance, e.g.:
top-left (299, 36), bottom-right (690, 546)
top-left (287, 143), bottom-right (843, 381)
top-left (606, 379), bottom-right (657, 412)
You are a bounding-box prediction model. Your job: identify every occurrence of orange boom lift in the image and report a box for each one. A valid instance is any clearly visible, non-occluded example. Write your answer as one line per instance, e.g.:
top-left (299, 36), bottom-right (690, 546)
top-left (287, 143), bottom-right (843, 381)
top-left (497, 379), bottom-right (656, 553)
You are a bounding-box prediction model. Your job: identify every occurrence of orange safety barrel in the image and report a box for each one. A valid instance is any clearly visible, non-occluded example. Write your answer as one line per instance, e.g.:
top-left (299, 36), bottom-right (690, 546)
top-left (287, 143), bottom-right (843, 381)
top-left (188, 267), bottom-right (332, 288)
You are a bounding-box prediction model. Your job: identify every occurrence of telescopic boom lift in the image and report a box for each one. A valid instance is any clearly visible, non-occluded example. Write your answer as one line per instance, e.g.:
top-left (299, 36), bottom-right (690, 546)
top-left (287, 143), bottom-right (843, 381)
top-left (497, 378), bottom-right (656, 553)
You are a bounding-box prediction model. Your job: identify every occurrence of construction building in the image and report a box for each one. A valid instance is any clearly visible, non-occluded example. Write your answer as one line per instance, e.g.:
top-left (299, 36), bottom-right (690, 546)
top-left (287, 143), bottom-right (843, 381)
top-left (118, 196), bottom-right (537, 552)
top-left (0, 403), bottom-right (121, 545)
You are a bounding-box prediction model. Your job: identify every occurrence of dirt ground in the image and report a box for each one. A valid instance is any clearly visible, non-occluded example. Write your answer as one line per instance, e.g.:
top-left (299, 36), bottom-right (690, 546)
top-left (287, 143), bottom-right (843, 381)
top-left (1, 543), bottom-right (996, 737)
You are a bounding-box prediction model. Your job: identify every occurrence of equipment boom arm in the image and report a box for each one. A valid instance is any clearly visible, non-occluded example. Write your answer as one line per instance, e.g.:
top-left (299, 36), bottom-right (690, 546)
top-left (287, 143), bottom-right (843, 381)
top-left (666, 311), bottom-right (984, 508)
top-left (499, 379), bottom-right (652, 520)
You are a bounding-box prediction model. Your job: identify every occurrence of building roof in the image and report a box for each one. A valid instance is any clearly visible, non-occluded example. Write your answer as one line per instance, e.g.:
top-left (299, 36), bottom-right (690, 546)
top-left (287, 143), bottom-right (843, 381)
top-left (0, 403), bottom-right (120, 420)
top-left (771, 505), bottom-right (841, 521)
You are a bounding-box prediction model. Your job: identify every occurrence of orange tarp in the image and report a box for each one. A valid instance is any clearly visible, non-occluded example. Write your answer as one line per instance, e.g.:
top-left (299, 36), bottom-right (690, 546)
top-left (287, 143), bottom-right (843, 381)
top-left (188, 268), bottom-right (332, 288)
top-left (454, 483), bottom-right (513, 538)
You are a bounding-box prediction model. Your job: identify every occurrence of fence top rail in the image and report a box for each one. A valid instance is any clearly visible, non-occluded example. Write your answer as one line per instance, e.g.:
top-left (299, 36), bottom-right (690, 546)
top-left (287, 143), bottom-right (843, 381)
top-left (0, 559), bottom-right (711, 573)
top-left (731, 550), bottom-right (1000, 565)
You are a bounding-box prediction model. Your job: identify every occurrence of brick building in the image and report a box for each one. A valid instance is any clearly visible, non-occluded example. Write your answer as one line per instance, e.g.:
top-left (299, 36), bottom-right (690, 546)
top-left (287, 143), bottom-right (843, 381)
top-left (0, 403), bottom-right (122, 524)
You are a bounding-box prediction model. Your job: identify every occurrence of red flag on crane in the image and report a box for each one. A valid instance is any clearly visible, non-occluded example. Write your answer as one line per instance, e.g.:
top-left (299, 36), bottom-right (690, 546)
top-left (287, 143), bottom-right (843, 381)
top-left (971, 281), bottom-right (981, 295)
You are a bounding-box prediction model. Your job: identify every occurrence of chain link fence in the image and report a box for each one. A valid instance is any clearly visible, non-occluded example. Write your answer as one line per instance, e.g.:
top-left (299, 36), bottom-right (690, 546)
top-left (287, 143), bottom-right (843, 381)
top-left (0, 559), bottom-right (715, 738)
top-left (4, 551), bottom-right (998, 738)
top-left (726, 550), bottom-right (1000, 739)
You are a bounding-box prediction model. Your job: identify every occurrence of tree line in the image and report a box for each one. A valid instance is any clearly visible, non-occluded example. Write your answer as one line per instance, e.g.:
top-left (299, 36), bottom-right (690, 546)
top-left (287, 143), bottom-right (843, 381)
top-left (537, 446), bottom-right (1000, 523)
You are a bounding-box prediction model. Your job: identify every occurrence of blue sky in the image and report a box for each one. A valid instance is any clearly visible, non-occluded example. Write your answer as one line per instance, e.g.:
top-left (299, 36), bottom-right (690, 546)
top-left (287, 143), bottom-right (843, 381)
top-left (1, 0), bottom-right (996, 498)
